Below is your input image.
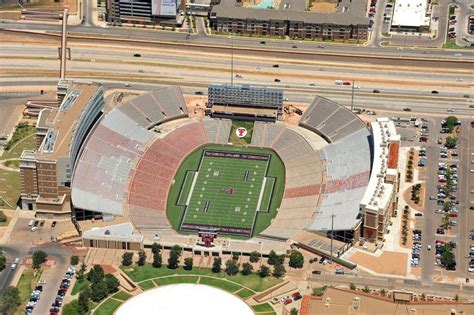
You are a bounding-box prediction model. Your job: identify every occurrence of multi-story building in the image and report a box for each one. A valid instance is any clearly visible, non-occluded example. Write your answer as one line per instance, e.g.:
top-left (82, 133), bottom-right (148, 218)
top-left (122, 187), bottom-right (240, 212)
top-left (360, 118), bottom-right (400, 243)
top-left (20, 81), bottom-right (105, 217)
top-left (106, 0), bottom-right (182, 25)
top-left (210, 0), bottom-right (369, 41)
top-left (207, 84), bottom-right (283, 121)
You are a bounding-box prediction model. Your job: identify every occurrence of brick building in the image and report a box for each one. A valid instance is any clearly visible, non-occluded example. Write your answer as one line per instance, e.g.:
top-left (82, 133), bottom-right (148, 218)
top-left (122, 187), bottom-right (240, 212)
top-left (19, 81), bottom-right (105, 217)
top-left (210, 0), bottom-right (369, 41)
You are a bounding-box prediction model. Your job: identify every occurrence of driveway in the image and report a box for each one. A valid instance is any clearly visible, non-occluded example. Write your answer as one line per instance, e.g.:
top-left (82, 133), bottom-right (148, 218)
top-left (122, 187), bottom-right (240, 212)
top-left (31, 244), bottom-right (71, 315)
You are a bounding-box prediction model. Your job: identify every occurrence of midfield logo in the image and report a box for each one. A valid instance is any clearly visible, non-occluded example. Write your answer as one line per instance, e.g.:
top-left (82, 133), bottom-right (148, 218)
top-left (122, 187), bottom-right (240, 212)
top-left (236, 127), bottom-right (247, 138)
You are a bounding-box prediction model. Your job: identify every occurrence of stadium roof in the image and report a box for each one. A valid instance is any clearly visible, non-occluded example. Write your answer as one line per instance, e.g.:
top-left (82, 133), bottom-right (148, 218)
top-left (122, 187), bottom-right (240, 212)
top-left (37, 82), bottom-right (103, 160)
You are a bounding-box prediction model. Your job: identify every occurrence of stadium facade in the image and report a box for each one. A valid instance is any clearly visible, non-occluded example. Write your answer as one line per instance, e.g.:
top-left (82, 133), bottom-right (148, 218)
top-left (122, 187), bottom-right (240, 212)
top-left (19, 81), bottom-right (400, 259)
top-left (19, 81), bottom-right (104, 216)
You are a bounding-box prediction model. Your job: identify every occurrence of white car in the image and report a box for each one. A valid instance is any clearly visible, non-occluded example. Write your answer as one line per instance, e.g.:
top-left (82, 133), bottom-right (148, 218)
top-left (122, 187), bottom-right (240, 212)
top-left (469, 267), bottom-right (474, 273)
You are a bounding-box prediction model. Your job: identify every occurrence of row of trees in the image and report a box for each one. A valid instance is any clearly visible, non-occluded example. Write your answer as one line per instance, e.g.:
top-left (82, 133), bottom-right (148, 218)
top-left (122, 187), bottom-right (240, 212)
top-left (121, 243), bottom-right (305, 278)
top-left (74, 264), bottom-right (120, 314)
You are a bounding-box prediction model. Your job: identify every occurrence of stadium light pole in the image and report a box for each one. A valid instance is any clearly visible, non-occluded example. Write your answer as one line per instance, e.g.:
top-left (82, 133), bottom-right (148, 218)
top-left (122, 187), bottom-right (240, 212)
top-left (330, 214), bottom-right (335, 264)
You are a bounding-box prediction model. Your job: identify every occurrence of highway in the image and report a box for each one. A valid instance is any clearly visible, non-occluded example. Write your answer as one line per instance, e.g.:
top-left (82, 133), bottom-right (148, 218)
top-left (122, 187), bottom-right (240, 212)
top-left (1, 19), bottom-right (474, 61)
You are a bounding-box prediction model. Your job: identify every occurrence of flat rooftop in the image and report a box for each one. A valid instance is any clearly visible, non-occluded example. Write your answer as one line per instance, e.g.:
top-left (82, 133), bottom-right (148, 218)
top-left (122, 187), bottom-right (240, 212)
top-left (211, 0), bottom-right (368, 25)
top-left (38, 82), bottom-right (101, 160)
top-left (391, 0), bottom-right (430, 28)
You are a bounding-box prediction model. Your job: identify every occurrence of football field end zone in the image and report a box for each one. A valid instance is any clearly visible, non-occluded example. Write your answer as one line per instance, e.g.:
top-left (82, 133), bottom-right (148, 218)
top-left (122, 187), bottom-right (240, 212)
top-left (177, 171), bottom-right (197, 206)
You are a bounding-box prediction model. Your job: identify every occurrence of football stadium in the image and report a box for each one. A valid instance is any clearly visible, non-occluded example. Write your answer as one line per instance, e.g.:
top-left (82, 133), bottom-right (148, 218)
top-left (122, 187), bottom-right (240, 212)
top-left (20, 80), bottom-right (400, 261)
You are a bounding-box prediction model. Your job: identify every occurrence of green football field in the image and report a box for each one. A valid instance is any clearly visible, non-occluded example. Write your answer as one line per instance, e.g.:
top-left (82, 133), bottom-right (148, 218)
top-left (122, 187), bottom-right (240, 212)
top-left (167, 144), bottom-right (285, 238)
top-left (179, 150), bottom-right (270, 235)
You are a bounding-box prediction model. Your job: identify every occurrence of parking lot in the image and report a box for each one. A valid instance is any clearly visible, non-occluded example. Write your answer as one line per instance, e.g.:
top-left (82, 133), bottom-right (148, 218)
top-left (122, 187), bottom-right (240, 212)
top-left (418, 117), bottom-right (474, 281)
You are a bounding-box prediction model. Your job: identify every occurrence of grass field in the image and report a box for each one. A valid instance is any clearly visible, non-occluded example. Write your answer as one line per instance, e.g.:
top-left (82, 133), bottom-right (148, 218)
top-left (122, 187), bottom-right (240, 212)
top-left (228, 120), bottom-right (254, 145)
top-left (71, 278), bottom-right (90, 296)
top-left (121, 264), bottom-right (282, 292)
top-left (252, 303), bottom-right (274, 312)
top-left (94, 299), bottom-right (122, 315)
top-left (112, 291), bottom-right (131, 301)
top-left (154, 275), bottom-right (199, 286)
top-left (198, 277), bottom-right (242, 293)
top-left (168, 144), bottom-right (285, 237)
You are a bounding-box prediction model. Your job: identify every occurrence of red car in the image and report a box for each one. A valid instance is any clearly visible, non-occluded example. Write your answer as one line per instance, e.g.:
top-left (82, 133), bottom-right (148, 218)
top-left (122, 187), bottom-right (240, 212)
top-left (291, 292), bottom-right (301, 298)
top-left (284, 298), bottom-right (293, 305)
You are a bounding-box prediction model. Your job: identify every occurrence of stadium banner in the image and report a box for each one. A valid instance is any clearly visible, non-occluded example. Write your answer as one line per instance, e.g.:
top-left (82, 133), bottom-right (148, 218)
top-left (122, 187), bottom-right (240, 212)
top-left (204, 150), bottom-right (269, 161)
top-left (152, 0), bottom-right (177, 17)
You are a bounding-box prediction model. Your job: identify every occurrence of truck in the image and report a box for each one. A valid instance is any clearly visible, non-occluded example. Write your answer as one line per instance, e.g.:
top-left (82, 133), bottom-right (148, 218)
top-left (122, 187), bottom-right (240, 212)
top-left (335, 80), bottom-right (343, 85)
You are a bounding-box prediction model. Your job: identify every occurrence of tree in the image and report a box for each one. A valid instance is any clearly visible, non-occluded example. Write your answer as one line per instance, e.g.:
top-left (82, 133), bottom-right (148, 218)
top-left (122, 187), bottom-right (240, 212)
top-left (122, 252), bottom-right (133, 267)
top-left (289, 250), bottom-right (304, 269)
top-left (167, 251), bottom-right (180, 269)
top-left (349, 283), bottom-right (356, 290)
top-left (137, 250), bottom-right (147, 266)
top-left (249, 251), bottom-right (260, 263)
top-left (152, 252), bottom-right (162, 268)
top-left (312, 286), bottom-right (326, 296)
top-left (0, 211), bottom-right (7, 223)
top-left (445, 116), bottom-right (458, 132)
top-left (87, 265), bottom-right (105, 284)
top-left (170, 245), bottom-right (182, 256)
top-left (224, 259), bottom-right (240, 276)
top-left (212, 257), bottom-right (222, 273)
top-left (90, 281), bottom-right (108, 302)
top-left (258, 265), bottom-right (270, 278)
top-left (0, 286), bottom-right (20, 314)
top-left (32, 250), bottom-right (47, 269)
top-left (290, 308), bottom-right (299, 315)
top-left (241, 262), bottom-right (253, 275)
top-left (0, 252), bottom-right (6, 272)
top-left (362, 285), bottom-right (370, 293)
top-left (151, 242), bottom-right (160, 255)
top-left (267, 250), bottom-right (279, 265)
top-left (104, 274), bottom-right (120, 293)
top-left (70, 255), bottom-right (79, 266)
top-left (184, 257), bottom-right (193, 271)
top-left (445, 136), bottom-right (458, 149)
top-left (272, 262), bottom-right (286, 278)
top-left (78, 288), bottom-right (91, 315)
top-left (232, 252), bottom-right (240, 261)
top-left (77, 262), bottom-right (87, 283)
top-left (440, 244), bottom-right (455, 267)
top-left (380, 289), bottom-right (386, 296)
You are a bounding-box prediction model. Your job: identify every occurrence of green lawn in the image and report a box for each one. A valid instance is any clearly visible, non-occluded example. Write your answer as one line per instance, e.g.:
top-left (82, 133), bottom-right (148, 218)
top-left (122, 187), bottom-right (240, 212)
top-left (139, 280), bottom-right (156, 290)
top-left (1, 124), bottom-right (36, 160)
top-left (199, 277), bottom-right (242, 293)
top-left (0, 169), bottom-right (20, 209)
top-left (93, 299), bottom-right (122, 315)
top-left (235, 288), bottom-right (255, 299)
top-left (71, 279), bottom-right (90, 295)
top-left (167, 144), bottom-right (285, 238)
top-left (154, 275), bottom-right (198, 286)
top-left (121, 265), bottom-right (282, 292)
top-left (15, 268), bottom-right (42, 315)
top-left (252, 303), bottom-right (274, 312)
top-left (112, 291), bottom-right (131, 301)
top-left (228, 120), bottom-right (255, 145)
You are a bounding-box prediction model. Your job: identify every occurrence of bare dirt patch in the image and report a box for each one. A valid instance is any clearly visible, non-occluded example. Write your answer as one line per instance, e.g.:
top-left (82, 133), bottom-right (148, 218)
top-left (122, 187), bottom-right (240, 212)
top-left (309, 0), bottom-right (337, 13)
top-left (350, 251), bottom-right (408, 276)
top-left (403, 183), bottom-right (425, 212)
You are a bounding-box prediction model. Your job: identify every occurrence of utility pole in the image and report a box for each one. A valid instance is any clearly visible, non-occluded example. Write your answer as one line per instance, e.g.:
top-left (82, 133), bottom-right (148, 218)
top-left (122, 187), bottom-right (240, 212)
top-left (330, 214), bottom-right (335, 264)
top-left (59, 8), bottom-right (69, 80)
top-left (350, 80), bottom-right (355, 112)
top-left (230, 33), bottom-right (234, 86)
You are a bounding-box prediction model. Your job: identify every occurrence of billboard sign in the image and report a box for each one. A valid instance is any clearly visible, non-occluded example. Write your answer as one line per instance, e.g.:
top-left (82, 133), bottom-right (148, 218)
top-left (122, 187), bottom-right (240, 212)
top-left (152, 0), bottom-right (177, 17)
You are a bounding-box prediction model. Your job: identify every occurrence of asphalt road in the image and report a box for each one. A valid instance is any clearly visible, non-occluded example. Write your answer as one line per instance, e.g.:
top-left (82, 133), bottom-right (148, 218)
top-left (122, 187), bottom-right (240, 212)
top-left (1, 19), bottom-right (473, 60)
top-left (0, 245), bottom-right (25, 294)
